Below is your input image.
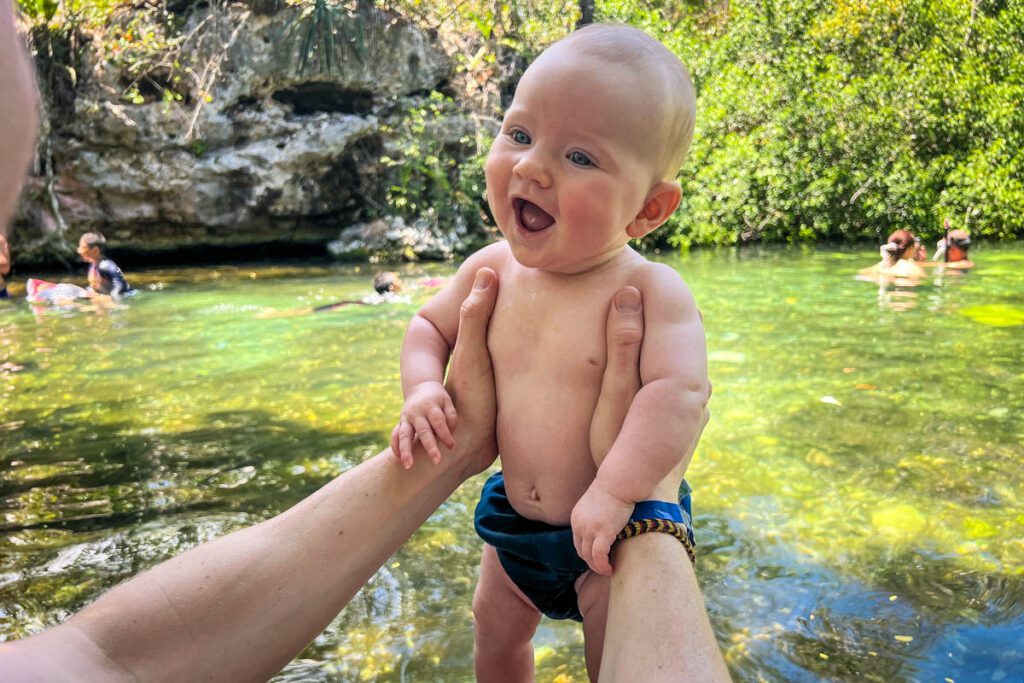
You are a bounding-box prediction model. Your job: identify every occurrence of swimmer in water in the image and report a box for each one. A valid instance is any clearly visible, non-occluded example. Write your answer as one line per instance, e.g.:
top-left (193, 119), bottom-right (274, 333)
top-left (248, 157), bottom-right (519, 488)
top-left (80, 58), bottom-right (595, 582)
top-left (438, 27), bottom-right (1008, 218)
top-left (77, 232), bottom-right (134, 300)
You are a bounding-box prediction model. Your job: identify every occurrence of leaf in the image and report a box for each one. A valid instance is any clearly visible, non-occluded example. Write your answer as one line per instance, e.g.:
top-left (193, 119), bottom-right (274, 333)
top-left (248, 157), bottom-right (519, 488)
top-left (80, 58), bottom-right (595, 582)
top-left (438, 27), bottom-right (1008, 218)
top-left (959, 305), bottom-right (1024, 328)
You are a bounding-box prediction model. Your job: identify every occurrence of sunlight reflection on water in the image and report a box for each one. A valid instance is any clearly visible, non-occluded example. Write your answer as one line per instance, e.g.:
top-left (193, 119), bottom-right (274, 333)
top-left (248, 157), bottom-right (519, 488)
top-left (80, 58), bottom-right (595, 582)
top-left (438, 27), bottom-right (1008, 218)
top-left (1, 247), bottom-right (1022, 681)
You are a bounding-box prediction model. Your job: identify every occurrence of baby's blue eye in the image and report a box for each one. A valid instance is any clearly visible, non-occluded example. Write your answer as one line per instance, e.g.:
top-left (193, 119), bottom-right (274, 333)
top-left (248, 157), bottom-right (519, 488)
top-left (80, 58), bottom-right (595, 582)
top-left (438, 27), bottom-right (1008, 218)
top-left (568, 151), bottom-right (593, 167)
top-left (510, 130), bottom-right (531, 145)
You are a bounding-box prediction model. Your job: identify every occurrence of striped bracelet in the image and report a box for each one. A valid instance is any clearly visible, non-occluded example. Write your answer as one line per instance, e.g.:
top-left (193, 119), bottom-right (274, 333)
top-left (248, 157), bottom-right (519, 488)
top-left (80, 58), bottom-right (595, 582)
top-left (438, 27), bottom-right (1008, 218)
top-left (616, 518), bottom-right (696, 564)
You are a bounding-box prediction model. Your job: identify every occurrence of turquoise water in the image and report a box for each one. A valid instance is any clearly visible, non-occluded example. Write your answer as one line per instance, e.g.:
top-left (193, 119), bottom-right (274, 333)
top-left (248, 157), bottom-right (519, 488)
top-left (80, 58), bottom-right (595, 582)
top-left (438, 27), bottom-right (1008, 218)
top-left (1, 245), bottom-right (1022, 681)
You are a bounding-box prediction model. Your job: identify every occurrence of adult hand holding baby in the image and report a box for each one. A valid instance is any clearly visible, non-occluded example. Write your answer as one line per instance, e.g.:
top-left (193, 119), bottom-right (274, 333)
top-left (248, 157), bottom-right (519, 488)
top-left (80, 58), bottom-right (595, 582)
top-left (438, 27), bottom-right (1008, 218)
top-left (573, 287), bottom-right (648, 576)
top-left (441, 267), bottom-right (499, 477)
top-left (390, 268), bottom-right (498, 469)
top-left (573, 287), bottom-right (711, 577)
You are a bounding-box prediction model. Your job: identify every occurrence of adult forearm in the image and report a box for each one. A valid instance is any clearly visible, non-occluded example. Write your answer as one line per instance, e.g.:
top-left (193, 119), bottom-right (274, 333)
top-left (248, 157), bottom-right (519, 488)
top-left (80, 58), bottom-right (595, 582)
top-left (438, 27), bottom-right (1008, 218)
top-left (0, 0), bottom-right (38, 235)
top-left (594, 378), bottom-right (709, 502)
top-left (0, 206), bottom-right (499, 683)
top-left (65, 447), bottom-right (474, 682)
top-left (600, 531), bottom-right (730, 682)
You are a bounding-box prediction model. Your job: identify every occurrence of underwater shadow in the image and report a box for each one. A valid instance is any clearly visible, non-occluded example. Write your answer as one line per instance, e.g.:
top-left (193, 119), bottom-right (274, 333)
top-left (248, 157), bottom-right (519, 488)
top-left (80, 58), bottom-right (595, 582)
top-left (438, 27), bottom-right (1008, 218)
top-left (0, 407), bottom-right (385, 533)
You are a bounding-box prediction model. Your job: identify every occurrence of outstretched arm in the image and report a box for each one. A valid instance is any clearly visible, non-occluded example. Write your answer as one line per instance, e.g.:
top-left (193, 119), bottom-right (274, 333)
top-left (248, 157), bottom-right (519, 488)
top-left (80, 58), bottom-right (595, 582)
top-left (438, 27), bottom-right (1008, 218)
top-left (0, 270), bottom-right (502, 683)
top-left (600, 400), bottom-right (728, 682)
top-left (601, 529), bottom-right (730, 682)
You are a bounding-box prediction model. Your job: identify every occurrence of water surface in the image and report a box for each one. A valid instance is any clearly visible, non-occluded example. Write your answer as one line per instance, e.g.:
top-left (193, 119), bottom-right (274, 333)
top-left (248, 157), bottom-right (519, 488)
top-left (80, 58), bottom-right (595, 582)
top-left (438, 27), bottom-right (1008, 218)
top-left (1, 245), bottom-right (1022, 681)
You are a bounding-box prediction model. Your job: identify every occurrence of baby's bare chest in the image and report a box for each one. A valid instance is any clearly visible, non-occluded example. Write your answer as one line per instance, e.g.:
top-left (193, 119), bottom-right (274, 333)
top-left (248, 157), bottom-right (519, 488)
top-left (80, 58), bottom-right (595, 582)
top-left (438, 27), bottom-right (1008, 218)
top-left (487, 282), bottom-right (617, 388)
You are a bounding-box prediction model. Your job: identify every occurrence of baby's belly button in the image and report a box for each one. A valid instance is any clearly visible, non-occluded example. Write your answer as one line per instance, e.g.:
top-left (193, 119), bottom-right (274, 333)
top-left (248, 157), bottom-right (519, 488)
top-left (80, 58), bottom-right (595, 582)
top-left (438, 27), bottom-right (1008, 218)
top-left (514, 487), bottom-right (561, 524)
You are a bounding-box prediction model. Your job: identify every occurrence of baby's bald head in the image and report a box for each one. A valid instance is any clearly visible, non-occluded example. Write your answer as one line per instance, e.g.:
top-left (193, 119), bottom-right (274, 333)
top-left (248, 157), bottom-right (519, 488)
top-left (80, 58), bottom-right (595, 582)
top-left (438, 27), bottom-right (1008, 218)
top-left (535, 24), bottom-right (696, 182)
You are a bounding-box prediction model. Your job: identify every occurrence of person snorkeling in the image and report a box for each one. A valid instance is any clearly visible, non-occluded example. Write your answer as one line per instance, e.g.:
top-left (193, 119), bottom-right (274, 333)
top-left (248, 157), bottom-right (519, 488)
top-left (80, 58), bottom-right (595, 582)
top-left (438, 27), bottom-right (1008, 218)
top-left (256, 271), bottom-right (411, 319)
top-left (372, 271), bottom-right (403, 295)
top-left (932, 227), bottom-right (974, 269)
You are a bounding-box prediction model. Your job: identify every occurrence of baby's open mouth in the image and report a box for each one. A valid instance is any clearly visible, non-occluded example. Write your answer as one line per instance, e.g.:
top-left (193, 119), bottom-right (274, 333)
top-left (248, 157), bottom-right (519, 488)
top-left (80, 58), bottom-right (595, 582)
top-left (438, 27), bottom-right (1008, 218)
top-left (513, 198), bottom-right (554, 232)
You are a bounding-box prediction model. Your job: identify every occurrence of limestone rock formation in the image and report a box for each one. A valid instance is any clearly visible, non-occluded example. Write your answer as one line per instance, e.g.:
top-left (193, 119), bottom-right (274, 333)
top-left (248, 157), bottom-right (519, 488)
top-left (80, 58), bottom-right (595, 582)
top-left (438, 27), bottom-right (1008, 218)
top-left (13, 4), bottom-right (489, 263)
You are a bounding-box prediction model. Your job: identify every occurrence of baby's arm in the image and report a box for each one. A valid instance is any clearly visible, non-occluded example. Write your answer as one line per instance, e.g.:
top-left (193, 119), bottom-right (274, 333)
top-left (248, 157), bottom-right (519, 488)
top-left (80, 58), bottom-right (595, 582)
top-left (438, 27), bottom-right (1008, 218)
top-left (394, 311), bottom-right (457, 468)
top-left (392, 244), bottom-right (507, 468)
top-left (572, 263), bottom-right (711, 575)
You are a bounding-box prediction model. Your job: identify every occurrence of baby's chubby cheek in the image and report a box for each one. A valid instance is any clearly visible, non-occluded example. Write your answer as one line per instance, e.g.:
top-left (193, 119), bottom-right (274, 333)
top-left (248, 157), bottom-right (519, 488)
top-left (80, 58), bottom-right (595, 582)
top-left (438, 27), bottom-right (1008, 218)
top-left (483, 149), bottom-right (505, 187)
top-left (482, 156), bottom-right (510, 232)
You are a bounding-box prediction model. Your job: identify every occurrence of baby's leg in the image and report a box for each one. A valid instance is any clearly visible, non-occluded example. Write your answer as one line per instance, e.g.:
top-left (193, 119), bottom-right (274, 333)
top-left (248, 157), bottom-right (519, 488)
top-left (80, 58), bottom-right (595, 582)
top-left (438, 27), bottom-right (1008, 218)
top-left (576, 570), bottom-right (612, 682)
top-left (472, 544), bottom-right (542, 683)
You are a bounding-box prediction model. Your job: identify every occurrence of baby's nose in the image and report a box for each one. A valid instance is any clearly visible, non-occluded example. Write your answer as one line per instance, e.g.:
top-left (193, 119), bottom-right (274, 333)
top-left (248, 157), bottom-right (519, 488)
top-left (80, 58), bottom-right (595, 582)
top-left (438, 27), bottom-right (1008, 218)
top-left (512, 151), bottom-right (553, 188)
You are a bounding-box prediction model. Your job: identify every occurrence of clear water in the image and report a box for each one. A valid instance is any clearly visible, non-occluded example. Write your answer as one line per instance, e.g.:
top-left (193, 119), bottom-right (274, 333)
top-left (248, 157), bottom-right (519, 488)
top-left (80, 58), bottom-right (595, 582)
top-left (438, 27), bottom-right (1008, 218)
top-left (1, 245), bottom-right (1022, 682)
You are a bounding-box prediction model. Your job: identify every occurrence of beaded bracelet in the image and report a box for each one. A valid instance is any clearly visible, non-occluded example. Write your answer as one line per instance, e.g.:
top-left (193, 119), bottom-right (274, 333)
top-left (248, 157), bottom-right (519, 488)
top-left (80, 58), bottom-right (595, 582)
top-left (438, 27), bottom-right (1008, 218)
top-left (616, 518), bottom-right (696, 564)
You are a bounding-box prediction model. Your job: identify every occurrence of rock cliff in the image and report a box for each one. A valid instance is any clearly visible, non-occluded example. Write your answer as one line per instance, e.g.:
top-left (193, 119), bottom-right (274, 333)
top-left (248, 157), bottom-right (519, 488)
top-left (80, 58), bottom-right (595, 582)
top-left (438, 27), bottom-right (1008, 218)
top-left (13, 3), bottom-right (489, 263)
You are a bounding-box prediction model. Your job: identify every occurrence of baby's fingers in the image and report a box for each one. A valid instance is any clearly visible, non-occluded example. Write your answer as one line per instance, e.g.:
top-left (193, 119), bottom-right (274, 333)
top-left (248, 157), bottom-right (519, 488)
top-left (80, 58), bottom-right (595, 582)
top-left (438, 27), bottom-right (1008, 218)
top-left (413, 416), bottom-right (442, 465)
top-left (443, 395), bottom-right (458, 434)
top-left (427, 406), bottom-right (456, 450)
top-left (397, 420), bottom-right (415, 469)
top-left (390, 425), bottom-right (401, 461)
top-left (588, 535), bottom-right (614, 576)
top-left (572, 529), bottom-right (587, 569)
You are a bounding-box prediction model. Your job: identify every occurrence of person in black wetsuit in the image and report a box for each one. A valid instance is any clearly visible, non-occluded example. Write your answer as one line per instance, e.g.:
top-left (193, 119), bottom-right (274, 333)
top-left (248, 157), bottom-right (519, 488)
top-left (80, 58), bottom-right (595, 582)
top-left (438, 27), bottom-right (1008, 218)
top-left (77, 232), bottom-right (133, 298)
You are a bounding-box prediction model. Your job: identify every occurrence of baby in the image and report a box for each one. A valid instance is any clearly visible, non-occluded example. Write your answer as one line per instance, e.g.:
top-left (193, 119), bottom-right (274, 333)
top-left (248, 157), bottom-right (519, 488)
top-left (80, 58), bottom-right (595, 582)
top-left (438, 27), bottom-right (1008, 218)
top-left (390, 24), bottom-right (710, 680)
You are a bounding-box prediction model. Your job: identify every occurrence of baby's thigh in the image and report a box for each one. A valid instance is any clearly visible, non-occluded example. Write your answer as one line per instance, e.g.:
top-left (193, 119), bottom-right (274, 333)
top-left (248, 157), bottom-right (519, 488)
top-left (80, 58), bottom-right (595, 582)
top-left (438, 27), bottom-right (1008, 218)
top-left (575, 570), bottom-right (611, 625)
top-left (472, 544), bottom-right (542, 635)
top-left (576, 570), bottom-right (612, 676)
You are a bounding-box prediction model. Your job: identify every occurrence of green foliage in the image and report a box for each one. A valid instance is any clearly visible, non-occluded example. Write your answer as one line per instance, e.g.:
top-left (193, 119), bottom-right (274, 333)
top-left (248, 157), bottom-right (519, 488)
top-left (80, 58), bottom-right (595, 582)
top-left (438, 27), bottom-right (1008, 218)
top-left (103, 15), bottom-right (188, 101)
top-left (281, 0), bottom-right (367, 75)
top-left (17, 0), bottom-right (122, 25)
top-left (383, 0), bottom-right (578, 50)
top-left (17, 0), bottom-right (60, 23)
top-left (598, 0), bottom-right (1024, 246)
top-left (381, 0), bottom-right (580, 109)
top-left (17, 0), bottom-right (194, 108)
top-left (377, 92), bottom-right (491, 237)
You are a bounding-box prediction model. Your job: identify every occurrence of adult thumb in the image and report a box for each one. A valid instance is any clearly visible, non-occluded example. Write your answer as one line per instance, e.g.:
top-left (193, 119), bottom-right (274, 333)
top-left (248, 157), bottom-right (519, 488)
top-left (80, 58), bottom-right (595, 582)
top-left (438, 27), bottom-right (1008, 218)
top-left (449, 267), bottom-right (499, 384)
top-left (457, 268), bottom-right (498, 339)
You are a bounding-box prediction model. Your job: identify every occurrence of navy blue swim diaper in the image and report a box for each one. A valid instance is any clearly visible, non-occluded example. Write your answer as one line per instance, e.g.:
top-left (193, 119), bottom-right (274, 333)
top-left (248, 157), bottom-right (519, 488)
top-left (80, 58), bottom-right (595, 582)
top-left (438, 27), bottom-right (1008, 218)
top-left (474, 470), bottom-right (694, 622)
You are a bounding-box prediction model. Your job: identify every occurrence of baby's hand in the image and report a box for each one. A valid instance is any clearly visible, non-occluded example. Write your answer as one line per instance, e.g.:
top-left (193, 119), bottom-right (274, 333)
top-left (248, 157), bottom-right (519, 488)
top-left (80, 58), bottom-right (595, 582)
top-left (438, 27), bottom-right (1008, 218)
top-left (570, 482), bottom-right (633, 576)
top-left (391, 381), bottom-right (458, 469)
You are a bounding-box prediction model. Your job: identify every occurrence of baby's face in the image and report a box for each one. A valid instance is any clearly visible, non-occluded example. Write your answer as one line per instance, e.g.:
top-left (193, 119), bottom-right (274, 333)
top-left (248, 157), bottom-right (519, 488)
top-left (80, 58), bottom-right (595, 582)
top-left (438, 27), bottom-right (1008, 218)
top-left (485, 52), bottom-right (660, 274)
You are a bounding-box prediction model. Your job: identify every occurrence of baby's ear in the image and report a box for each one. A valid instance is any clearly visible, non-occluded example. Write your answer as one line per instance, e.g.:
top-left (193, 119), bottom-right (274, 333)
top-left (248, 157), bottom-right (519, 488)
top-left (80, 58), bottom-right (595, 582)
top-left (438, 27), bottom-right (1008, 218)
top-left (627, 181), bottom-right (682, 239)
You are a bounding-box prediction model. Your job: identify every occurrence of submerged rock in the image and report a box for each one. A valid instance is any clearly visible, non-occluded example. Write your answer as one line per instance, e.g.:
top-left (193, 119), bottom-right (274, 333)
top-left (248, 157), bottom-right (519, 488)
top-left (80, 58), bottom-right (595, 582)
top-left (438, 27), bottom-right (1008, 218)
top-left (327, 212), bottom-right (470, 262)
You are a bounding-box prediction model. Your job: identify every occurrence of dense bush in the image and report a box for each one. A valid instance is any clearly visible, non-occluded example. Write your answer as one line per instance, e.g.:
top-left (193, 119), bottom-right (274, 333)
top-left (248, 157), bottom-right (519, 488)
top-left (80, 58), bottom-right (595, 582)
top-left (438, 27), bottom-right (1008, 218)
top-left (391, 0), bottom-right (1023, 246)
top-left (378, 92), bottom-right (492, 239)
top-left (597, 0), bottom-right (1024, 246)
